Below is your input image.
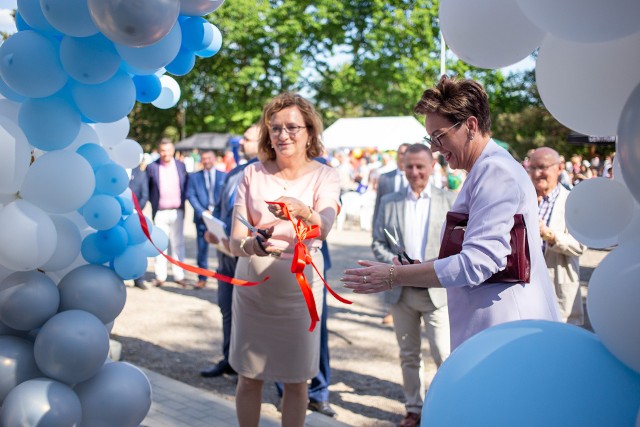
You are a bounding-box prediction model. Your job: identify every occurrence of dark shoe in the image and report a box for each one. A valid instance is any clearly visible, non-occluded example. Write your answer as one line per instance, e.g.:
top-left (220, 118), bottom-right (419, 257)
top-left (175, 279), bottom-right (189, 288)
top-left (194, 280), bottom-right (206, 289)
top-left (308, 400), bottom-right (336, 418)
top-left (399, 412), bottom-right (420, 427)
top-left (154, 279), bottom-right (165, 287)
top-left (134, 280), bottom-right (148, 290)
top-left (200, 361), bottom-right (236, 377)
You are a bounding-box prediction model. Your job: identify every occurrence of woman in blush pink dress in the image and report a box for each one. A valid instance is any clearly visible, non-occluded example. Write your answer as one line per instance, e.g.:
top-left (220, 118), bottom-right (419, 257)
top-left (229, 93), bottom-right (340, 427)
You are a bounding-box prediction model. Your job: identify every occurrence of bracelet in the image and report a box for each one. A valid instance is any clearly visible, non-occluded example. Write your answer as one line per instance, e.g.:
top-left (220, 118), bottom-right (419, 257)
top-left (387, 265), bottom-right (395, 290)
top-left (240, 236), bottom-right (251, 256)
top-left (304, 205), bottom-right (313, 222)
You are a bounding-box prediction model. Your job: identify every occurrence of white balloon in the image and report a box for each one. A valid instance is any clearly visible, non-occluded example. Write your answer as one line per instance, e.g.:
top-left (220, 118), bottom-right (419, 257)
top-left (536, 32), bottom-right (640, 136)
top-left (180, 0), bottom-right (225, 16)
top-left (109, 138), bottom-right (143, 169)
top-left (517, 0), bottom-right (640, 43)
top-left (0, 200), bottom-right (57, 271)
top-left (0, 192), bottom-right (17, 208)
top-left (565, 178), bottom-right (635, 248)
top-left (87, 0), bottom-right (180, 48)
top-left (91, 116), bottom-right (130, 148)
top-left (20, 150), bottom-right (95, 214)
top-left (40, 215), bottom-right (82, 271)
top-left (587, 243), bottom-right (640, 373)
top-left (618, 203), bottom-right (640, 247)
top-left (151, 75), bottom-right (181, 109)
top-left (65, 123), bottom-right (100, 152)
top-left (439, 0), bottom-right (545, 69)
top-left (0, 114), bottom-right (30, 194)
top-left (617, 81), bottom-right (640, 205)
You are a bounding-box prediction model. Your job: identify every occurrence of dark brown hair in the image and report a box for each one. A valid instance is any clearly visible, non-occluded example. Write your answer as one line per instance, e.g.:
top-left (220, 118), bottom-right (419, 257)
top-left (414, 75), bottom-right (492, 136)
top-left (258, 92), bottom-right (324, 161)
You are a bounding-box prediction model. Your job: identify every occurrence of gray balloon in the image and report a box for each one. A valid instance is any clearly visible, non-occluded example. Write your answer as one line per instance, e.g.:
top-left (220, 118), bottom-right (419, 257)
top-left (180, 0), bottom-right (225, 16)
top-left (0, 336), bottom-right (42, 404)
top-left (74, 361), bottom-right (152, 427)
top-left (58, 264), bottom-right (126, 324)
top-left (0, 378), bottom-right (81, 427)
top-left (87, 0), bottom-right (180, 48)
top-left (34, 310), bottom-right (109, 384)
top-left (0, 270), bottom-right (60, 330)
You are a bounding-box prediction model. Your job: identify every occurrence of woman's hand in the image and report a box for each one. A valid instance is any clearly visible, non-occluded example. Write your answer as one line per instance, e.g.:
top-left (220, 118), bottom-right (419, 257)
top-left (341, 260), bottom-right (398, 294)
top-left (268, 196), bottom-right (310, 221)
top-left (246, 229), bottom-right (281, 257)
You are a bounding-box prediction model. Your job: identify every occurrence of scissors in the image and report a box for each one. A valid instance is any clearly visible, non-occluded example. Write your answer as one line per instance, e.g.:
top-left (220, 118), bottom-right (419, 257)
top-left (236, 214), bottom-right (273, 239)
top-left (384, 226), bottom-right (415, 265)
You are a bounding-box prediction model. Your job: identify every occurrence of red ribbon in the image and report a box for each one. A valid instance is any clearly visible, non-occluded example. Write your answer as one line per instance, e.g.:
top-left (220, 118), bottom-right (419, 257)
top-left (131, 192), bottom-right (268, 287)
top-left (266, 201), bottom-right (351, 331)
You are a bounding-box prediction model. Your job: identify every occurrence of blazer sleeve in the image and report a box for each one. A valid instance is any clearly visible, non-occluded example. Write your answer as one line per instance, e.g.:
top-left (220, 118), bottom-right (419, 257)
top-left (371, 194), bottom-right (397, 263)
top-left (186, 172), bottom-right (207, 218)
top-left (138, 170), bottom-right (149, 210)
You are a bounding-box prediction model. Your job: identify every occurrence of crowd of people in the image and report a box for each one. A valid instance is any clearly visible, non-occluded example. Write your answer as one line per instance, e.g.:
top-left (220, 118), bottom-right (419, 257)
top-left (126, 76), bottom-right (602, 427)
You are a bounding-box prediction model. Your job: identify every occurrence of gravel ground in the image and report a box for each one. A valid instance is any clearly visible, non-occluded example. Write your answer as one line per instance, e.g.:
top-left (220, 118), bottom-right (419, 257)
top-left (111, 206), bottom-right (606, 426)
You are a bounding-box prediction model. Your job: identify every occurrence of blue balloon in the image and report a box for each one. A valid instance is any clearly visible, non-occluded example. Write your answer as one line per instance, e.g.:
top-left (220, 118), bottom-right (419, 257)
top-left (14, 12), bottom-right (31, 32)
top-left (116, 22), bottom-right (182, 71)
top-left (17, 0), bottom-right (62, 35)
top-left (60, 34), bottom-right (121, 84)
top-left (123, 214), bottom-right (153, 245)
top-left (422, 320), bottom-right (640, 427)
top-left (82, 194), bottom-right (122, 230)
top-left (132, 74), bottom-right (162, 103)
top-left (142, 225), bottom-right (168, 256)
top-left (18, 95), bottom-right (81, 151)
top-left (95, 225), bottom-right (129, 257)
top-left (81, 233), bottom-right (111, 264)
top-left (166, 48), bottom-right (196, 76)
top-left (40, 0), bottom-right (99, 37)
top-left (113, 244), bottom-right (148, 280)
top-left (95, 162), bottom-right (129, 196)
top-left (117, 195), bottom-right (134, 216)
top-left (72, 70), bottom-right (136, 123)
top-left (196, 24), bottom-right (222, 58)
top-left (0, 76), bottom-right (26, 103)
top-left (76, 143), bottom-right (111, 170)
top-left (0, 30), bottom-right (68, 98)
top-left (181, 17), bottom-right (213, 52)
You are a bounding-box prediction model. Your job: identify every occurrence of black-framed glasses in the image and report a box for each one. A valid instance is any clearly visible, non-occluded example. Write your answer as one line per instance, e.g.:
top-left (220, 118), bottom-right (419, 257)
top-left (423, 121), bottom-right (461, 149)
top-left (270, 125), bottom-right (308, 137)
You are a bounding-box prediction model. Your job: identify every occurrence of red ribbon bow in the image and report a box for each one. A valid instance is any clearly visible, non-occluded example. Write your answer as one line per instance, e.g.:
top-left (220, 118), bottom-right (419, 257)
top-left (266, 201), bottom-right (351, 332)
top-left (131, 192), bottom-right (268, 287)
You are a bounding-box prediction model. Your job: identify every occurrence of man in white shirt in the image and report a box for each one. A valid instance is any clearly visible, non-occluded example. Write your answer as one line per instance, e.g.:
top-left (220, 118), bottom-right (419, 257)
top-left (371, 143), bottom-right (456, 427)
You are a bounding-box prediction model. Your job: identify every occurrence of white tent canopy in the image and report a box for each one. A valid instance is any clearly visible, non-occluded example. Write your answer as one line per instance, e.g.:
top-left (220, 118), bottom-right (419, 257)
top-left (322, 116), bottom-right (426, 151)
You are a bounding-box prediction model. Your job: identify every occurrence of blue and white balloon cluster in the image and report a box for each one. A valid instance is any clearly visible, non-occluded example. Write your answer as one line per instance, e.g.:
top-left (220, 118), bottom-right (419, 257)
top-left (423, 2), bottom-right (640, 426)
top-left (0, 0), bottom-right (224, 425)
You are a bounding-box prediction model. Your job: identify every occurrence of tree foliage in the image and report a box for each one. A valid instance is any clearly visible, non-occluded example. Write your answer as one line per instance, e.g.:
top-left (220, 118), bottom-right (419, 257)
top-left (128, 0), bottom-right (578, 159)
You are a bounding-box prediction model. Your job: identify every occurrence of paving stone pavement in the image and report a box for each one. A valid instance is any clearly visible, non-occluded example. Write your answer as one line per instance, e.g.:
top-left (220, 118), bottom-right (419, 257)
top-left (141, 368), bottom-right (348, 427)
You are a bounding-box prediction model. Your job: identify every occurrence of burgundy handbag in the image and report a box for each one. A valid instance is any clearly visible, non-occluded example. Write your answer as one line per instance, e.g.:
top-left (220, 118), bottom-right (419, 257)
top-left (437, 212), bottom-right (531, 284)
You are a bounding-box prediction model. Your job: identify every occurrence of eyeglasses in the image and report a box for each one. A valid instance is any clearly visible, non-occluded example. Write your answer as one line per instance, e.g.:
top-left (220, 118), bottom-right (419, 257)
top-left (269, 125), bottom-right (308, 137)
top-left (423, 121), bottom-right (461, 149)
top-left (529, 162), bottom-right (559, 172)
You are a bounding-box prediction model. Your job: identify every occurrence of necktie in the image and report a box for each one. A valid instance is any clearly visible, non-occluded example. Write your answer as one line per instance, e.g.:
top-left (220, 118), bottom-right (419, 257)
top-left (206, 171), bottom-right (214, 209)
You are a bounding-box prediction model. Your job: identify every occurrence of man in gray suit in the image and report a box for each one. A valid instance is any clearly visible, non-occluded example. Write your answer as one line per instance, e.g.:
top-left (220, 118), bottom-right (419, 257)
top-left (371, 143), bottom-right (455, 427)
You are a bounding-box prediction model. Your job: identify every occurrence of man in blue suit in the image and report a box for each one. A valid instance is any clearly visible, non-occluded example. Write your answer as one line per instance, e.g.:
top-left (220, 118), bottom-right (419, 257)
top-left (186, 150), bottom-right (226, 289)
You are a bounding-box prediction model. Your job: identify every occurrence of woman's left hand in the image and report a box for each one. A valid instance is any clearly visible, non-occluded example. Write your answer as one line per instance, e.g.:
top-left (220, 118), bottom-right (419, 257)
top-left (268, 196), bottom-right (309, 221)
top-left (341, 260), bottom-right (398, 294)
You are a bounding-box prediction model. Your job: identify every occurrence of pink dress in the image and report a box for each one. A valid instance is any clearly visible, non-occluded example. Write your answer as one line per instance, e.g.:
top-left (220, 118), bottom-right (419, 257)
top-left (229, 162), bottom-right (340, 382)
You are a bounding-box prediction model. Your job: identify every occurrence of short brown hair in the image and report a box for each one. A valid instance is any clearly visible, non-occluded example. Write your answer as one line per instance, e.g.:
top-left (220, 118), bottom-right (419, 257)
top-left (414, 75), bottom-right (492, 136)
top-left (405, 142), bottom-right (433, 159)
top-left (258, 92), bottom-right (324, 161)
